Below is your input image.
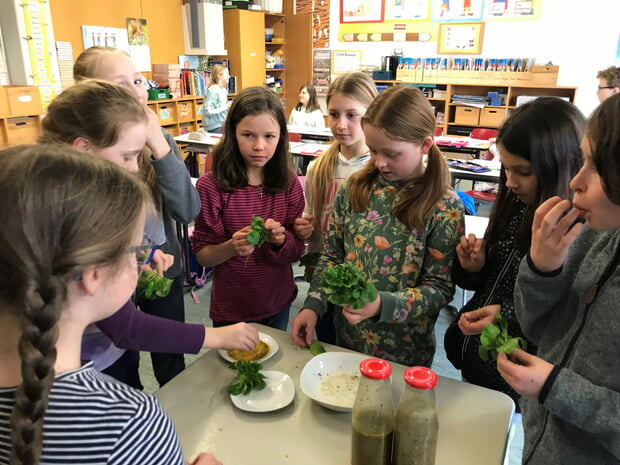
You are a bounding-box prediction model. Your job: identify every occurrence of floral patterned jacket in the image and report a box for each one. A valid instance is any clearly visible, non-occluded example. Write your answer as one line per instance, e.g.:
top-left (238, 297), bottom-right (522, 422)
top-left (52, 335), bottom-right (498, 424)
top-left (303, 175), bottom-right (465, 367)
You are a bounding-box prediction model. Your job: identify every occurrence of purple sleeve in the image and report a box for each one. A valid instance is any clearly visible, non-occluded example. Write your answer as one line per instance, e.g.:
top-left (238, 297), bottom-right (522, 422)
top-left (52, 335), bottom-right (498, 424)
top-left (95, 301), bottom-right (204, 354)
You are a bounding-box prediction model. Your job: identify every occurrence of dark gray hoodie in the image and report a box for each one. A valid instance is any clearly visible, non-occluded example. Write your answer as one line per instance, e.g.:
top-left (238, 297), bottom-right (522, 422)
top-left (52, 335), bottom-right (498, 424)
top-left (514, 226), bottom-right (620, 465)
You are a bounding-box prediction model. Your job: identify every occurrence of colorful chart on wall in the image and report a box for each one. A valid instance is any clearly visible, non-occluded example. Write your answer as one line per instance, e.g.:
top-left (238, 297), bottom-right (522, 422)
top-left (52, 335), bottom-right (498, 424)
top-left (431, 0), bottom-right (484, 21)
top-left (337, 0), bottom-right (539, 43)
top-left (340, 0), bottom-right (385, 23)
top-left (296, 0), bottom-right (331, 49)
top-left (483, 0), bottom-right (541, 20)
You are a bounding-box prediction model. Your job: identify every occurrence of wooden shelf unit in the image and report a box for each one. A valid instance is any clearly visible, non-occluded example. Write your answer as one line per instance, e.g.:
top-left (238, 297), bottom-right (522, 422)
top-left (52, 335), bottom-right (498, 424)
top-left (147, 95), bottom-right (205, 136)
top-left (373, 81), bottom-right (577, 136)
top-left (224, 7), bottom-right (312, 116)
top-left (0, 85), bottom-right (43, 149)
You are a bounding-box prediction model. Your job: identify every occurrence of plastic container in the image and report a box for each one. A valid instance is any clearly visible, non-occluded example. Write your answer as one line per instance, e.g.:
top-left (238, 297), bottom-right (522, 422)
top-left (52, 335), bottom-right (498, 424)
top-left (351, 358), bottom-right (394, 465)
top-left (393, 366), bottom-right (439, 465)
top-left (264, 28), bottom-right (274, 42)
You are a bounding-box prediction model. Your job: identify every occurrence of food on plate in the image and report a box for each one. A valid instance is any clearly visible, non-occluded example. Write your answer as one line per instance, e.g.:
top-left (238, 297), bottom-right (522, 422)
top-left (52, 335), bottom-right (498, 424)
top-left (227, 361), bottom-right (267, 396)
top-left (227, 340), bottom-right (270, 362)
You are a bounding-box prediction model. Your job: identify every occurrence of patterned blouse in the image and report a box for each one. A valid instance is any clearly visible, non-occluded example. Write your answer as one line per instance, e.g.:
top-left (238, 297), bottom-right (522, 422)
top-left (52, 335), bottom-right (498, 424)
top-left (303, 175), bottom-right (465, 367)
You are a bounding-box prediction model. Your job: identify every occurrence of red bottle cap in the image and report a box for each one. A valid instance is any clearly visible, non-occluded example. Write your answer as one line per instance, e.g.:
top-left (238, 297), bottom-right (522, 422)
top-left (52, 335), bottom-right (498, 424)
top-left (403, 366), bottom-right (438, 389)
top-left (359, 358), bottom-right (392, 380)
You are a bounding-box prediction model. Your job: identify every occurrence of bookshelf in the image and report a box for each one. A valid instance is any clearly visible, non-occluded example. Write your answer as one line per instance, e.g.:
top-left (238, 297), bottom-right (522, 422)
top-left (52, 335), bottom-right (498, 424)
top-left (373, 80), bottom-right (577, 136)
top-left (223, 6), bottom-right (312, 116)
top-left (147, 95), bottom-right (205, 136)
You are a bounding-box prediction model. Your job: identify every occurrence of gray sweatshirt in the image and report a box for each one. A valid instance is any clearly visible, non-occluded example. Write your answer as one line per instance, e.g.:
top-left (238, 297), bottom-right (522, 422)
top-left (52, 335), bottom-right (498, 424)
top-left (153, 129), bottom-right (201, 278)
top-left (514, 226), bottom-right (620, 465)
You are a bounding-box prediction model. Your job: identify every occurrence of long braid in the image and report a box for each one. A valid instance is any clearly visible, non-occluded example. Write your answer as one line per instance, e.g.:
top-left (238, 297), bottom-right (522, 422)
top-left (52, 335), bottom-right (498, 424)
top-left (0, 144), bottom-right (149, 464)
top-left (10, 279), bottom-right (65, 465)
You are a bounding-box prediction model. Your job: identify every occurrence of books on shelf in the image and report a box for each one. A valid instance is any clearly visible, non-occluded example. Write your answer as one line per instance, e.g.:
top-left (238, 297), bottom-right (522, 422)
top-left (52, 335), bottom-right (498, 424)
top-left (451, 95), bottom-right (490, 108)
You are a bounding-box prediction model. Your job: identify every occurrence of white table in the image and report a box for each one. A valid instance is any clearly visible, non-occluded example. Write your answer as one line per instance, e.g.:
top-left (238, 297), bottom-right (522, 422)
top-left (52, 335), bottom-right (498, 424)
top-left (155, 324), bottom-right (514, 465)
top-left (287, 125), bottom-right (333, 142)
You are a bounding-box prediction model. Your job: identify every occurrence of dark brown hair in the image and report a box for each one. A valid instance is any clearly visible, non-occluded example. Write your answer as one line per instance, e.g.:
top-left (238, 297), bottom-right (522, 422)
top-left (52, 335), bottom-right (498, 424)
top-left (295, 81), bottom-right (321, 112)
top-left (588, 93), bottom-right (620, 205)
top-left (212, 86), bottom-right (292, 193)
top-left (492, 97), bottom-right (585, 252)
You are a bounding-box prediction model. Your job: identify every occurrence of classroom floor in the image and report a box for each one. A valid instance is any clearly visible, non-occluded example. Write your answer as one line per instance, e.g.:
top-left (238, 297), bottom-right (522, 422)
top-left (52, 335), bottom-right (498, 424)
top-left (139, 232), bottom-right (525, 464)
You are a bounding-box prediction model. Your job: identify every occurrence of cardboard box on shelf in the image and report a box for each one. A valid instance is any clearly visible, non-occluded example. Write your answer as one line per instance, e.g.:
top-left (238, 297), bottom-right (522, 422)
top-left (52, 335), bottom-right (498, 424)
top-left (454, 106), bottom-right (480, 125)
top-left (479, 107), bottom-right (505, 127)
top-left (5, 86), bottom-right (42, 117)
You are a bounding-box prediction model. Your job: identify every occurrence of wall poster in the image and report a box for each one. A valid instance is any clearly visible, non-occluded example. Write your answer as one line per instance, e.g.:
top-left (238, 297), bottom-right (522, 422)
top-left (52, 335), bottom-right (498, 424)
top-left (483, 0), bottom-right (541, 20)
top-left (341, 0), bottom-right (385, 23)
top-left (332, 50), bottom-right (362, 74)
top-left (296, 0), bottom-right (331, 49)
top-left (437, 22), bottom-right (484, 54)
top-left (313, 49), bottom-right (331, 96)
top-left (431, 0), bottom-right (484, 21)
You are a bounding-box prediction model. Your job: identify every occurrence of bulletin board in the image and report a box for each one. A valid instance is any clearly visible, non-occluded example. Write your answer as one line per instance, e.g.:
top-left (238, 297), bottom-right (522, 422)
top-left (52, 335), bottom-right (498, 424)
top-left (337, 0), bottom-right (541, 43)
top-left (437, 22), bottom-right (484, 54)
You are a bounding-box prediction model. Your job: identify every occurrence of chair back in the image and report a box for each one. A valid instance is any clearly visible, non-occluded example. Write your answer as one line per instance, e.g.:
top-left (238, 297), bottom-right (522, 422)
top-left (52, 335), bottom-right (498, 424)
top-left (470, 128), bottom-right (498, 140)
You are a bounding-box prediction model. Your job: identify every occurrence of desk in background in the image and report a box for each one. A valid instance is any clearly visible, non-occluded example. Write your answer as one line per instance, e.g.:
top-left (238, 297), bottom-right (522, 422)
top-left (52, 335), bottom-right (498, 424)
top-left (174, 133), bottom-right (221, 177)
top-left (436, 136), bottom-right (490, 159)
top-left (287, 125), bottom-right (333, 142)
top-left (289, 142), bottom-right (328, 175)
top-left (156, 324), bottom-right (514, 465)
top-left (449, 165), bottom-right (500, 186)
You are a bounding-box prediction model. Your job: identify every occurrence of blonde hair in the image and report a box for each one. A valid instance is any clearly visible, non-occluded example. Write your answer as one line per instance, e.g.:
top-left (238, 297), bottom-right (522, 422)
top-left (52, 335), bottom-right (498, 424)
top-left (73, 45), bottom-right (127, 82)
top-left (0, 144), bottom-right (148, 465)
top-left (350, 86), bottom-right (451, 231)
top-left (40, 79), bottom-right (148, 150)
top-left (73, 46), bottom-right (157, 189)
top-left (307, 72), bottom-right (377, 227)
top-left (210, 64), bottom-right (228, 87)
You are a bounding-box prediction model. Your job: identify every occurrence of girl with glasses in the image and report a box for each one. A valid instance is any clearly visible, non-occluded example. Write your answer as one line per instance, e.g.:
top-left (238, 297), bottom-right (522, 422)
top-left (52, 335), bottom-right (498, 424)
top-left (0, 145), bottom-right (220, 465)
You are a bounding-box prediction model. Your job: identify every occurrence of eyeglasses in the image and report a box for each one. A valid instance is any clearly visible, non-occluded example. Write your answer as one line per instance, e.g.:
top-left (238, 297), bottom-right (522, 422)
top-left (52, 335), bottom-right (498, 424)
top-left (598, 86), bottom-right (615, 91)
top-left (129, 235), bottom-right (158, 265)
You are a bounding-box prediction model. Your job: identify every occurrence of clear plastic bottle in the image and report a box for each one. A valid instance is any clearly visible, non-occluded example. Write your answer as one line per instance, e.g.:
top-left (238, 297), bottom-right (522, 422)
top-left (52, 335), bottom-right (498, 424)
top-left (393, 366), bottom-right (439, 465)
top-left (351, 358), bottom-right (394, 465)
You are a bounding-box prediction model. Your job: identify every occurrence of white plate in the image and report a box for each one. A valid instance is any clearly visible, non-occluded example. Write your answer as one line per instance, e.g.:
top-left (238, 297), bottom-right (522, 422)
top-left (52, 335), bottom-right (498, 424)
top-left (300, 351), bottom-right (368, 412)
top-left (218, 332), bottom-right (279, 364)
top-left (230, 370), bottom-right (295, 413)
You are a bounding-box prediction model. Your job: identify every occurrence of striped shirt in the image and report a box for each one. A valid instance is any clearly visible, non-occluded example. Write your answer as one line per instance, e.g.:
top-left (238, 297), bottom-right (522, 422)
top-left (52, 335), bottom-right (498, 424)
top-left (0, 364), bottom-right (184, 465)
top-left (191, 173), bottom-right (305, 322)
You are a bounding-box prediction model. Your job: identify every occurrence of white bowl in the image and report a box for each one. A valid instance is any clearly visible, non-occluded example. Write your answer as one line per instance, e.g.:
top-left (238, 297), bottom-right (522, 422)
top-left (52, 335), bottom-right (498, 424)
top-left (300, 351), bottom-right (368, 412)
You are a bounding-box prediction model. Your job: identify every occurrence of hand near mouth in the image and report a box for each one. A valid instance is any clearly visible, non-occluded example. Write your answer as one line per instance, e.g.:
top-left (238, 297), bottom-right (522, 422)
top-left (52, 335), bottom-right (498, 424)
top-left (529, 197), bottom-right (585, 272)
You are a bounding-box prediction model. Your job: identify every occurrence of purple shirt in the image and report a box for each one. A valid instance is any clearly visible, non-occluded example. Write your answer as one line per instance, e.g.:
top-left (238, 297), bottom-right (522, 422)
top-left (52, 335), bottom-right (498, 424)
top-left (191, 173), bottom-right (305, 322)
top-left (81, 301), bottom-right (205, 367)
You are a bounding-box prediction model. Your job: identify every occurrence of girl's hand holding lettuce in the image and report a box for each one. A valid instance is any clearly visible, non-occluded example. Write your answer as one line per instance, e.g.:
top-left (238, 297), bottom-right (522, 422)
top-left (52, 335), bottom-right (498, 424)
top-left (320, 262), bottom-right (378, 310)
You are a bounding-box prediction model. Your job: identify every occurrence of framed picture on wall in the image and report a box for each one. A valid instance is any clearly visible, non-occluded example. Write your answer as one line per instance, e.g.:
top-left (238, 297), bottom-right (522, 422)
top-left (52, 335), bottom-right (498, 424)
top-left (437, 22), bottom-right (485, 55)
top-left (340, 0), bottom-right (384, 23)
